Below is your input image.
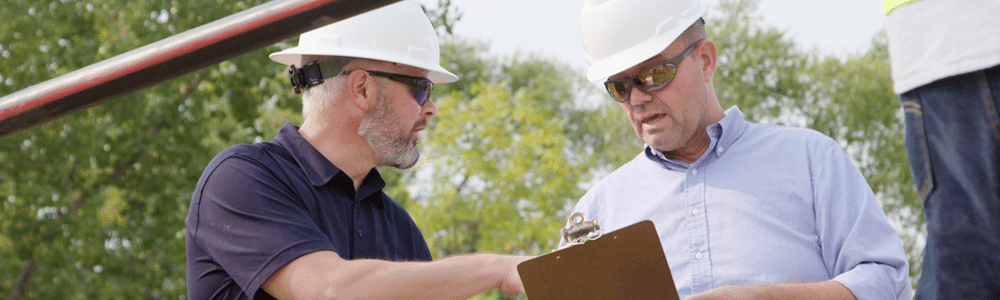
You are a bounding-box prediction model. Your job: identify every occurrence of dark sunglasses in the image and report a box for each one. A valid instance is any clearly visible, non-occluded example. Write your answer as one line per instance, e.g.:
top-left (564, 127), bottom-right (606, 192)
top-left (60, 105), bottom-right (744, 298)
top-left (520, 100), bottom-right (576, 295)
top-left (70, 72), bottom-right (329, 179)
top-left (604, 39), bottom-right (704, 103)
top-left (346, 70), bottom-right (435, 105)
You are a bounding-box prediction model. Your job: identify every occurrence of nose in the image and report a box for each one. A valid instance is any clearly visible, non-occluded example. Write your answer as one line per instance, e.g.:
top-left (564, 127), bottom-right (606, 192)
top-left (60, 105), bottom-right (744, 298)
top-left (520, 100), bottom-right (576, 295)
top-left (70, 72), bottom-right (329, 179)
top-left (422, 98), bottom-right (438, 118)
top-left (626, 84), bottom-right (653, 107)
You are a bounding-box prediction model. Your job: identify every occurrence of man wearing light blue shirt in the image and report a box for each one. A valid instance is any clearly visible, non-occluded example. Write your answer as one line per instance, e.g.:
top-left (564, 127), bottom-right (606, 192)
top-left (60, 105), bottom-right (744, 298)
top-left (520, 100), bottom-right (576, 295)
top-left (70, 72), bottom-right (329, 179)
top-left (570, 0), bottom-right (912, 299)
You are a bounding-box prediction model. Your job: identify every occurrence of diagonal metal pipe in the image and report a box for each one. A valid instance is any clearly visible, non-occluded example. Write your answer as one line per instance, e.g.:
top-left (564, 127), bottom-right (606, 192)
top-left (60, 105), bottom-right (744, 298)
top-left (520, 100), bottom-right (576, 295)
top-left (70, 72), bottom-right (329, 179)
top-left (0, 0), bottom-right (399, 138)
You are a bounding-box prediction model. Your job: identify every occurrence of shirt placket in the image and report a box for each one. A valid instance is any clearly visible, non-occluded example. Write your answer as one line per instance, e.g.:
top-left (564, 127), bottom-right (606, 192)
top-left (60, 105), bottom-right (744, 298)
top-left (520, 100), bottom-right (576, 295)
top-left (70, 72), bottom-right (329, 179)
top-left (351, 199), bottom-right (363, 258)
top-left (352, 197), bottom-right (380, 259)
top-left (685, 164), bottom-right (713, 294)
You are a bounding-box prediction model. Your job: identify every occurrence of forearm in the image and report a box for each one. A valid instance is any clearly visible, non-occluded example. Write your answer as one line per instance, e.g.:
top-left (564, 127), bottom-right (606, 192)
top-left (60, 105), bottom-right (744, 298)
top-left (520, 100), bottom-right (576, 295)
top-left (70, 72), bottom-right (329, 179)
top-left (688, 280), bottom-right (856, 300)
top-left (756, 280), bottom-right (856, 300)
top-left (336, 254), bottom-right (517, 300)
top-left (265, 251), bottom-right (526, 300)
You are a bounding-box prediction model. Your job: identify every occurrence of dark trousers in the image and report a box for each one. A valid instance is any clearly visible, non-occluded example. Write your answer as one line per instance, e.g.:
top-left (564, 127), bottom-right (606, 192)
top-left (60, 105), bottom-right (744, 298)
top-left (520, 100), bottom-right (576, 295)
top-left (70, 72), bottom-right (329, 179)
top-left (902, 64), bottom-right (1000, 300)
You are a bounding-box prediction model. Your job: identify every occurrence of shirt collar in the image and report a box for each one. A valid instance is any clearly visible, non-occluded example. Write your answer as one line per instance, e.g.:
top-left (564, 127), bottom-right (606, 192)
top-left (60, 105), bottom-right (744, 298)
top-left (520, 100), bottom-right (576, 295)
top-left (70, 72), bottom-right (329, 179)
top-left (273, 121), bottom-right (387, 205)
top-left (644, 105), bottom-right (749, 167)
top-left (714, 105), bottom-right (749, 156)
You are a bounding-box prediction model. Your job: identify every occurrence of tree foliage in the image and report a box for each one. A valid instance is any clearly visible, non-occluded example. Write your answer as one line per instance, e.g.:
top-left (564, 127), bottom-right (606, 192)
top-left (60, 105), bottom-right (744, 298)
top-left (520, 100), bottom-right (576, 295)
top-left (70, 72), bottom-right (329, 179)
top-left (1, 0), bottom-right (923, 299)
top-left (1, 0), bottom-right (299, 298)
top-left (393, 38), bottom-right (631, 257)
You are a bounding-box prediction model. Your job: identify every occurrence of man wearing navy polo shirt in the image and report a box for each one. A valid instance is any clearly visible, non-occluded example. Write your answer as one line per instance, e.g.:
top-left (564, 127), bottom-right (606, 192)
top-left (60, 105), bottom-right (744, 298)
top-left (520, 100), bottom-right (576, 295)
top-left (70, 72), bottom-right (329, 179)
top-left (185, 2), bottom-right (529, 299)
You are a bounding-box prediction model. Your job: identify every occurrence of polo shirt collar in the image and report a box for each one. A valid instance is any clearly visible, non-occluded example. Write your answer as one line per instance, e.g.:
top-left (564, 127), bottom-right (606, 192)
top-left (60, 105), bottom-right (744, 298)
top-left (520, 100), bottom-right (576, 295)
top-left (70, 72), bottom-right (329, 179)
top-left (272, 121), bottom-right (387, 204)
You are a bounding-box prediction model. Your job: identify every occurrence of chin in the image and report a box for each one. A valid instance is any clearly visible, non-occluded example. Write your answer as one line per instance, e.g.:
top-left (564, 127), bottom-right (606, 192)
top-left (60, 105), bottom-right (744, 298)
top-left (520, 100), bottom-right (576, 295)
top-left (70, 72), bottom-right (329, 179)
top-left (392, 149), bottom-right (420, 169)
top-left (644, 138), bottom-right (679, 152)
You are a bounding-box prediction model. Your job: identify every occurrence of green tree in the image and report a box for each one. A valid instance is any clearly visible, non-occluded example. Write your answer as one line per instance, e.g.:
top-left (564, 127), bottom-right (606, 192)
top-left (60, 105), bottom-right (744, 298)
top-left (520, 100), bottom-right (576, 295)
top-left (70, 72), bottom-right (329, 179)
top-left (1, 0), bottom-right (300, 298)
top-left (396, 39), bottom-right (630, 256)
top-left (381, 36), bottom-right (635, 299)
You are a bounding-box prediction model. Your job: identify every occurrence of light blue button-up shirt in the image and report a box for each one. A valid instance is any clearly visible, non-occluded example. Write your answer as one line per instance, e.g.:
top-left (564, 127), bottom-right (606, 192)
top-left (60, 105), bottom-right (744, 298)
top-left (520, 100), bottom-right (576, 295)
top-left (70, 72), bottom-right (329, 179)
top-left (566, 106), bottom-right (912, 299)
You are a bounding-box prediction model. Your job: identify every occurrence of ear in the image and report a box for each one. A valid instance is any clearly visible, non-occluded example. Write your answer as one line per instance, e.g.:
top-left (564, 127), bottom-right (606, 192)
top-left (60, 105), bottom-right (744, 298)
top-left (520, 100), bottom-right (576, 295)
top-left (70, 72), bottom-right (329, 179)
top-left (696, 39), bottom-right (718, 83)
top-left (344, 69), bottom-right (377, 112)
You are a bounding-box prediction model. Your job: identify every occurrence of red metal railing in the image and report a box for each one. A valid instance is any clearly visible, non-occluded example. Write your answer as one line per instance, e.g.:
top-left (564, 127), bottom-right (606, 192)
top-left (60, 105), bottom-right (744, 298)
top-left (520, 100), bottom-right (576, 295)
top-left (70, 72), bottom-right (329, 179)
top-left (0, 0), bottom-right (399, 138)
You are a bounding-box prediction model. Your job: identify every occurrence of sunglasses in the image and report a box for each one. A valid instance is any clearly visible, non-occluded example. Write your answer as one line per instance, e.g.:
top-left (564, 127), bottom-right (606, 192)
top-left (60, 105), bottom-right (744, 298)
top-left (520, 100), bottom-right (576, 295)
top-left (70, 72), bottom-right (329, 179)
top-left (345, 70), bottom-right (435, 105)
top-left (604, 39), bottom-right (704, 103)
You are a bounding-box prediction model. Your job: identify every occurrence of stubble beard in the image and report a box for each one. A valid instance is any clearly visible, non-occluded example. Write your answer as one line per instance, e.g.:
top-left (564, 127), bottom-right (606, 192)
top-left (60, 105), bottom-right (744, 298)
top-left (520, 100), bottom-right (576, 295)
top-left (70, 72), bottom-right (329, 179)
top-left (357, 89), bottom-right (422, 169)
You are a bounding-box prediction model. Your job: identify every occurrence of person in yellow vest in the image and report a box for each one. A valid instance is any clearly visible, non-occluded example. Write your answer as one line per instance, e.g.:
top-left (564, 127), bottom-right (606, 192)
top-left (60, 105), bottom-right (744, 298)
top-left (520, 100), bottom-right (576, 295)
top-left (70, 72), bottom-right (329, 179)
top-left (885, 0), bottom-right (1000, 299)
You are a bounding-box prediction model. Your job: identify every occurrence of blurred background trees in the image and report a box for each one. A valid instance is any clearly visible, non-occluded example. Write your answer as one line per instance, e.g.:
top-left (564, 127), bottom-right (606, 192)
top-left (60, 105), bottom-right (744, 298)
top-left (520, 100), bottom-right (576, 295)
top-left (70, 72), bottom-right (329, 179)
top-left (1, 0), bottom-right (920, 299)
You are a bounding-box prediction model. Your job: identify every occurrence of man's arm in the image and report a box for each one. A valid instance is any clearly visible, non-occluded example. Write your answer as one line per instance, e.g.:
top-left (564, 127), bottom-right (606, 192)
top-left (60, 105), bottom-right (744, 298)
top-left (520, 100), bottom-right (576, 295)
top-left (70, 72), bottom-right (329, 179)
top-left (686, 280), bottom-right (856, 300)
top-left (262, 250), bottom-right (530, 300)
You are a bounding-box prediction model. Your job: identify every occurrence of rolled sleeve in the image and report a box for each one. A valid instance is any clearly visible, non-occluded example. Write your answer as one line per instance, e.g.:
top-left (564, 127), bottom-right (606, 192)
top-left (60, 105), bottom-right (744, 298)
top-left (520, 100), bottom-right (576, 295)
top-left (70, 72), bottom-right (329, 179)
top-left (835, 262), bottom-right (910, 300)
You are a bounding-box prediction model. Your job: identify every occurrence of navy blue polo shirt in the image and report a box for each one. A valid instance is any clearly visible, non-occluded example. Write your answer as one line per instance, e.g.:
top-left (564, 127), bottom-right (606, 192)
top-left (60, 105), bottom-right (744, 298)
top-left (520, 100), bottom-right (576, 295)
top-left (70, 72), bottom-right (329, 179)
top-left (185, 121), bottom-right (432, 300)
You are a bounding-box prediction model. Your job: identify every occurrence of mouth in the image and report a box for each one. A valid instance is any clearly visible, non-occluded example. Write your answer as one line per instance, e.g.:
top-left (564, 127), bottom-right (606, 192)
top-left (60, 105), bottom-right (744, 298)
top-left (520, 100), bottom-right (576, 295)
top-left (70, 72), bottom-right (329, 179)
top-left (413, 118), bottom-right (427, 132)
top-left (410, 131), bottom-right (421, 144)
top-left (412, 120), bottom-right (427, 143)
top-left (639, 113), bottom-right (665, 125)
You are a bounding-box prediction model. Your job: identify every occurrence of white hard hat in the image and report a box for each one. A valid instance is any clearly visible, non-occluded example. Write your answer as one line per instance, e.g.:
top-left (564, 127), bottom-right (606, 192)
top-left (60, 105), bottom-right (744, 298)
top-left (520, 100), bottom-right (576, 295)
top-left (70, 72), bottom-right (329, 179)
top-left (269, 0), bottom-right (458, 83)
top-left (580, 0), bottom-right (707, 82)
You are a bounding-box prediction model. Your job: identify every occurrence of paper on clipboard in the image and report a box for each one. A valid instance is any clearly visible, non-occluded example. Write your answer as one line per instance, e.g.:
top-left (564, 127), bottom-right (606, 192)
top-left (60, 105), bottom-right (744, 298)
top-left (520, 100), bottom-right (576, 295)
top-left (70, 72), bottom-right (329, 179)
top-left (517, 217), bottom-right (679, 300)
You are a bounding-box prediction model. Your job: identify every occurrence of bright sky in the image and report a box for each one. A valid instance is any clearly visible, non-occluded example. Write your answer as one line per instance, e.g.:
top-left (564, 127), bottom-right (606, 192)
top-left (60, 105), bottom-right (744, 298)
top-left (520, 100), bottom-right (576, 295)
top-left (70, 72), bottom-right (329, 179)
top-left (413, 0), bottom-right (886, 72)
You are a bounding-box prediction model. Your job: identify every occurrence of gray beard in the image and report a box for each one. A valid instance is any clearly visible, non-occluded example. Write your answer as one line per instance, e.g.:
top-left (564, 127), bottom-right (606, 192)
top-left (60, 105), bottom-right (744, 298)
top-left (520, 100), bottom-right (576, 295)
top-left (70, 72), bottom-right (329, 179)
top-left (357, 91), bottom-right (421, 169)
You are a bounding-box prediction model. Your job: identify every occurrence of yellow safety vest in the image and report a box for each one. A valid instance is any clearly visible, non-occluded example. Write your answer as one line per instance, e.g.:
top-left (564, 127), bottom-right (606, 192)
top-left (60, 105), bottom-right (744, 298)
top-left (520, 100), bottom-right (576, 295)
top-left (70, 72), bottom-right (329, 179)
top-left (884, 0), bottom-right (920, 14)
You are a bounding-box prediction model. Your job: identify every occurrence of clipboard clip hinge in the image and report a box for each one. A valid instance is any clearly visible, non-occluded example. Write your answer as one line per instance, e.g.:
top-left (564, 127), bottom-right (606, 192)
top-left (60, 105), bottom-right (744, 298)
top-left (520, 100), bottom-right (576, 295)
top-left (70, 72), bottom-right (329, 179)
top-left (561, 212), bottom-right (602, 247)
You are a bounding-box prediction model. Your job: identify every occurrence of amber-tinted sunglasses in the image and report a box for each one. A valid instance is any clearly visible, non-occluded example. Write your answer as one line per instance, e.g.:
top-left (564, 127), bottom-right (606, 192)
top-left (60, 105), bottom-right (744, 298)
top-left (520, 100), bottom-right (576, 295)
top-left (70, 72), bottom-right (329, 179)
top-left (604, 39), bottom-right (704, 103)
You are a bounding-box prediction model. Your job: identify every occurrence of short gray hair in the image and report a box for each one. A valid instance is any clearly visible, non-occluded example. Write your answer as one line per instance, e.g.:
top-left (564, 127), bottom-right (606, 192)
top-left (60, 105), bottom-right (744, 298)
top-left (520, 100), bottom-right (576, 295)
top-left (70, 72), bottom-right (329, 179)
top-left (300, 58), bottom-right (389, 119)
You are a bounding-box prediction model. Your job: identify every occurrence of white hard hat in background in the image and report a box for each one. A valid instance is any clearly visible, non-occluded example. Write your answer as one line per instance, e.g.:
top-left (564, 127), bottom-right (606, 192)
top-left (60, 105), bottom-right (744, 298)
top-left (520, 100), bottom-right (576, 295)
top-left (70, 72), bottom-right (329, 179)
top-left (580, 0), bottom-right (707, 82)
top-left (269, 0), bottom-right (458, 83)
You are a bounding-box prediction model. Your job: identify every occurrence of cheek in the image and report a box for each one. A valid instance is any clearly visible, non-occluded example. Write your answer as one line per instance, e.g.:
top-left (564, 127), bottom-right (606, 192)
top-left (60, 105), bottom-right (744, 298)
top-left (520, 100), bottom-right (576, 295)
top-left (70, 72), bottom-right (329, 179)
top-left (620, 105), bottom-right (639, 124)
top-left (391, 102), bottom-right (418, 123)
top-left (621, 107), bottom-right (645, 138)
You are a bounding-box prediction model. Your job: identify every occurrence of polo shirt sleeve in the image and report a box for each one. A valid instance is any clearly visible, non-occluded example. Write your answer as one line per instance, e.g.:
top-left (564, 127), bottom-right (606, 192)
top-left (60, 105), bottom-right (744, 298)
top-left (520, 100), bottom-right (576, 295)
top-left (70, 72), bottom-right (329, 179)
top-left (188, 153), bottom-right (335, 299)
top-left (811, 139), bottom-right (913, 299)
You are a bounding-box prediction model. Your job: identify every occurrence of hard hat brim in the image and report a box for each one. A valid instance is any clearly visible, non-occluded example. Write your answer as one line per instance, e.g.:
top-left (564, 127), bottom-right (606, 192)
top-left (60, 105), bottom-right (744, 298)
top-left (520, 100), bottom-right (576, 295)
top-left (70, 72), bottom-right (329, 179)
top-left (267, 1), bottom-right (458, 84)
top-left (270, 47), bottom-right (459, 84)
top-left (585, 39), bottom-right (673, 83)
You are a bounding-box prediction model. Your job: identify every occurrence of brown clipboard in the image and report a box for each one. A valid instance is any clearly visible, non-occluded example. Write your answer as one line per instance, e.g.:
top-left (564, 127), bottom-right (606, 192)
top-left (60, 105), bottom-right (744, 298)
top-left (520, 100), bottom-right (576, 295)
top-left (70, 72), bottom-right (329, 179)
top-left (517, 220), bottom-right (679, 300)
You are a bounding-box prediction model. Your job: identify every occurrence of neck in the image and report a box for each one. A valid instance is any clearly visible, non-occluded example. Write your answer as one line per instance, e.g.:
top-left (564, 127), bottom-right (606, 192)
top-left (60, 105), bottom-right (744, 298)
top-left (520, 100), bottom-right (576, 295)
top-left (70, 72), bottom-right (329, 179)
top-left (298, 115), bottom-right (374, 193)
top-left (663, 100), bottom-right (726, 164)
top-left (662, 129), bottom-right (712, 164)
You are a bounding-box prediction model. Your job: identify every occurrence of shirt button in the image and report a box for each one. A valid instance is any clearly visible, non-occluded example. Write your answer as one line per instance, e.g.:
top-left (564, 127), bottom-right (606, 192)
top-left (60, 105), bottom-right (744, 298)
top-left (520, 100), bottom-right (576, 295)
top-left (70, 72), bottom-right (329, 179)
top-left (695, 252), bottom-right (704, 260)
top-left (691, 169), bottom-right (698, 175)
top-left (717, 147), bottom-right (724, 153)
top-left (357, 229), bottom-right (363, 237)
top-left (691, 208), bottom-right (700, 215)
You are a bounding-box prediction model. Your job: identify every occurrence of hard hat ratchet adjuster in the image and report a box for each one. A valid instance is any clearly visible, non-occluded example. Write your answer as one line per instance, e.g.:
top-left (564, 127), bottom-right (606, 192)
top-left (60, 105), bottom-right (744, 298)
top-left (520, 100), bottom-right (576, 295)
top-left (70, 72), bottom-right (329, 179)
top-left (287, 57), bottom-right (351, 94)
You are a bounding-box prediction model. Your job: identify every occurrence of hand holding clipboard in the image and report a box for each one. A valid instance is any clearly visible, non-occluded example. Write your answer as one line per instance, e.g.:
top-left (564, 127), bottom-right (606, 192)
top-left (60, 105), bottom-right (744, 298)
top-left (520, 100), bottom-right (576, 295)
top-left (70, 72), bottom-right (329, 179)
top-left (517, 214), bottom-right (680, 300)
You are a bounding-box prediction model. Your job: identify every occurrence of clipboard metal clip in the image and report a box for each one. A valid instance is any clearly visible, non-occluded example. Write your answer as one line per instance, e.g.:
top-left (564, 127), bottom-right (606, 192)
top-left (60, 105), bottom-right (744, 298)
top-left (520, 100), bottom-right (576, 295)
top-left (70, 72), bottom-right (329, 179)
top-left (561, 212), bottom-right (603, 247)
